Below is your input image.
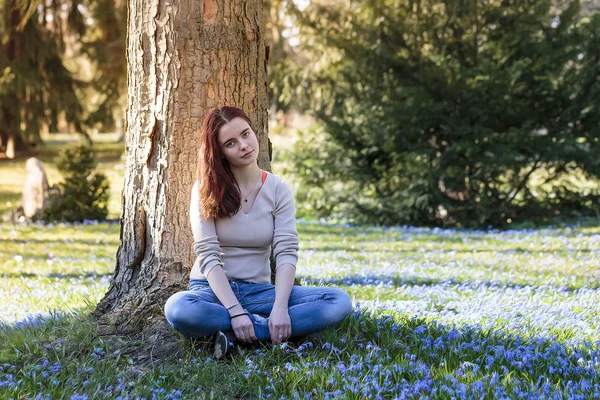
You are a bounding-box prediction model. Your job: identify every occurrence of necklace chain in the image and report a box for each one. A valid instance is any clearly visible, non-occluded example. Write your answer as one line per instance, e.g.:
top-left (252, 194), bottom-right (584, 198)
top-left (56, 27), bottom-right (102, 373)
top-left (241, 170), bottom-right (262, 203)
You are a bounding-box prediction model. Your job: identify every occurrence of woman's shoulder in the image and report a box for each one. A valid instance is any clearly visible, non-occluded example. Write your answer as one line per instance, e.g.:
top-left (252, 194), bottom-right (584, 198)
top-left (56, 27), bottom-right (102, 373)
top-left (264, 171), bottom-right (292, 193)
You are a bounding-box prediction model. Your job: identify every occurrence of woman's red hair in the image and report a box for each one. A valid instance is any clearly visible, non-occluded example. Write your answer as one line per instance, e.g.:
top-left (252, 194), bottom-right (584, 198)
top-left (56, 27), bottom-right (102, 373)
top-left (196, 106), bottom-right (253, 220)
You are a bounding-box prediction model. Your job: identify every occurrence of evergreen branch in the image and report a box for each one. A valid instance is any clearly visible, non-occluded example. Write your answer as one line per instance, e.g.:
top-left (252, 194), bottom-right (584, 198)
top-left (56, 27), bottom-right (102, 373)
top-left (505, 157), bottom-right (542, 206)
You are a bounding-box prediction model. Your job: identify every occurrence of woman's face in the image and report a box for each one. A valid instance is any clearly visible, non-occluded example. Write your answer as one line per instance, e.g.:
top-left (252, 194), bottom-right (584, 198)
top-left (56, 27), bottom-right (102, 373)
top-left (217, 117), bottom-right (259, 168)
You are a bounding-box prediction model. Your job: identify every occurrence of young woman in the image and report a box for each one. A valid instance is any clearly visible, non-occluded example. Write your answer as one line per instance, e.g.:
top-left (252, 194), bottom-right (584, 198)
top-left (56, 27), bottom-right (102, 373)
top-left (164, 106), bottom-right (353, 358)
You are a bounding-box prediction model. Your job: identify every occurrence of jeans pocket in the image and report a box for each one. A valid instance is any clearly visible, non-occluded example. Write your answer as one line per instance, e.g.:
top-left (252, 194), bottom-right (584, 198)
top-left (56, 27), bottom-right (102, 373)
top-left (188, 279), bottom-right (210, 291)
top-left (188, 281), bottom-right (218, 303)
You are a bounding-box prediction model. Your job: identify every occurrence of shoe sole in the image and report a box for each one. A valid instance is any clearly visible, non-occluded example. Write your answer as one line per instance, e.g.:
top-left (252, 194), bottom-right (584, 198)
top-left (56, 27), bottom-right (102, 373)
top-left (213, 332), bottom-right (228, 359)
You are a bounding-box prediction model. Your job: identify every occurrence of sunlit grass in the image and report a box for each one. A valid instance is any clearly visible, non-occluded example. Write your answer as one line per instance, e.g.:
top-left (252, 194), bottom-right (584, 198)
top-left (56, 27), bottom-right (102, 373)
top-left (0, 222), bottom-right (118, 324)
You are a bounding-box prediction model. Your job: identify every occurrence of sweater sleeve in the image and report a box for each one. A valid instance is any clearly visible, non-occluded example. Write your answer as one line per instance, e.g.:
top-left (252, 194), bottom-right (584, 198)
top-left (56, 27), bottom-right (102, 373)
top-left (273, 179), bottom-right (300, 269)
top-left (190, 180), bottom-right (223, 277)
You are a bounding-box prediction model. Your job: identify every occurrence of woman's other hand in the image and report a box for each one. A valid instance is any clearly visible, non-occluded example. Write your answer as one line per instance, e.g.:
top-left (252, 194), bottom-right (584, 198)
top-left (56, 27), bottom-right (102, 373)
top-left (269, 305), bottom-right (291, 345)
top-left (230, 314), bottom-right (257, 343)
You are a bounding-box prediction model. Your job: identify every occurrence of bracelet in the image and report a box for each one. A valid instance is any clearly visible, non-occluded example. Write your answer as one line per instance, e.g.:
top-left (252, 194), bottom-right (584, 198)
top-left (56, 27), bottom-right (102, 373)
top-left (230, 313), bottom-right (247, 319)
top-left (226, 301), bottom-right (240, 310)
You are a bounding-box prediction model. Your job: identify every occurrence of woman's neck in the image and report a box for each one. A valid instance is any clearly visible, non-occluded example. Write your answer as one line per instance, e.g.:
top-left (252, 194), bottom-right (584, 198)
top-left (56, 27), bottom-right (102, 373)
top-left (230, 163), bottom-right (262, 187)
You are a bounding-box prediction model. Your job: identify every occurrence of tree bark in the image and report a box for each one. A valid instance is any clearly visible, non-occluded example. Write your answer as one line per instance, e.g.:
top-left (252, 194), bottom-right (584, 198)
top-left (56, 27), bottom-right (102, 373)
top-left (94, 0), bottom-right (270, 334)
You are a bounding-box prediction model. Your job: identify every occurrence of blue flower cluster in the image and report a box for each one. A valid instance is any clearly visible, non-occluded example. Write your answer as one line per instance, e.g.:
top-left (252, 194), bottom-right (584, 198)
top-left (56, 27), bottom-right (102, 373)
top-left (235, 305), bottom-right (600, 398)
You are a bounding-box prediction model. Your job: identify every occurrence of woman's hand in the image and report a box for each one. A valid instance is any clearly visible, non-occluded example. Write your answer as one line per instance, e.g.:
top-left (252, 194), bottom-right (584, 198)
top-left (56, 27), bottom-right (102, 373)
top-left (269, 305), bottom-right (291, 345)
top-left (230, 314), bottom-right (257, 344)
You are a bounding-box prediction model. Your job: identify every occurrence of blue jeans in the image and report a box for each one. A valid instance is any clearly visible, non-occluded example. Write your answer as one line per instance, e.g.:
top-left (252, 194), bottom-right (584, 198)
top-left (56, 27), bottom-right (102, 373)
top-left (164, 279), bottom-right (353, 341)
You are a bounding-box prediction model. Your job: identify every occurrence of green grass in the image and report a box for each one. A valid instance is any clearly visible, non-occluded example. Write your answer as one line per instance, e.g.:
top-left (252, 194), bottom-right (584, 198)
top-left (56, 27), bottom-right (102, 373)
top-left (1, 220), bottom-right (600, 398)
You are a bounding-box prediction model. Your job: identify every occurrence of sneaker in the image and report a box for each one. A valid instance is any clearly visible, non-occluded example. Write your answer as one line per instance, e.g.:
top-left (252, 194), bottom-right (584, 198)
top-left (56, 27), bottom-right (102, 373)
top-left (213, 331), bottom-right (234, 359)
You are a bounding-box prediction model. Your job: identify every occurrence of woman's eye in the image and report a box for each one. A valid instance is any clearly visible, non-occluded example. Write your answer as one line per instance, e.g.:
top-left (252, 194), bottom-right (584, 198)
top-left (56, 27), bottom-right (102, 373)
top-left (242, 131), bottom-right (249, 137)
top-left (226, 142), bottom-right (233, 148)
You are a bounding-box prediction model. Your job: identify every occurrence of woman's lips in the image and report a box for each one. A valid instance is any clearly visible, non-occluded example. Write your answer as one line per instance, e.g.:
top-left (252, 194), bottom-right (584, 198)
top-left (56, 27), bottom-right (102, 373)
top-left (242, 150), bottom-right (254, 158)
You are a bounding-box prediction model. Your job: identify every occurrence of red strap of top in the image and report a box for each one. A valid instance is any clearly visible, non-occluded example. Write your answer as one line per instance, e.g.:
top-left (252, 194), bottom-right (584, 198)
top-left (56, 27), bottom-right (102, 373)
top-left (262, 170), bottom-right (267, 184)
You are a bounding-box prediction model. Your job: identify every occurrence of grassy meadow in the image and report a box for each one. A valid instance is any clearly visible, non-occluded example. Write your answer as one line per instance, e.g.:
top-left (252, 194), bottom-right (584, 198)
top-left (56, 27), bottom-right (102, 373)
top-left (1, 134), bottom-right (600, 398)
top-left (0, 133), bottom-right (124, 220)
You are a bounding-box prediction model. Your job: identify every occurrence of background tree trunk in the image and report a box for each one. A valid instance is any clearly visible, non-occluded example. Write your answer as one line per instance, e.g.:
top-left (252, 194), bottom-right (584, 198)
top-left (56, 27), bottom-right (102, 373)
top-left (94, 0), bottom-right (270, 335)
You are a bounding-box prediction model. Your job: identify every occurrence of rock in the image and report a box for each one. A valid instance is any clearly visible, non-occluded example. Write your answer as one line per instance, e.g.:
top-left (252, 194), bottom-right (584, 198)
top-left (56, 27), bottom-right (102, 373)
top-left (22, 157), bottom-right (49, 219)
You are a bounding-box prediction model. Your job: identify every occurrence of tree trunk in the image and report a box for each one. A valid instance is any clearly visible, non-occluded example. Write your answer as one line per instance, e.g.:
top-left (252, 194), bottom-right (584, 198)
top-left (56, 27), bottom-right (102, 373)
top-left (0, 129), bottom-right (30, 158)
top-left (94, 0), bottom-right (270, 335)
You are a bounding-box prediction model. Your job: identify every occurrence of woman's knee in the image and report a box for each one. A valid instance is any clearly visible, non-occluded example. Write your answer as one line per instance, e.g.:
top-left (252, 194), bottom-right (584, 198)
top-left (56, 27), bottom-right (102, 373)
top-left (332, 287), bottom-right (353, 319)
top-left (164, 291), bottom-right (192, 328)
top-left (164, 291), bottom-right (221, 337)
top-left (322, 287), bottom-right (353, 324)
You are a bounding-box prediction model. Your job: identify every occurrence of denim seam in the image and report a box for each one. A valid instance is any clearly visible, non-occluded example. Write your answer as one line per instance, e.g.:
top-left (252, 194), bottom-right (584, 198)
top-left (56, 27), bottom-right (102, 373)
top-left (287, 295), bottom-right (331, 315)
top-left (232, 281), bottom-right (254, 303)
top-left (187, 290), bottom-right (219, 303)
top-left (243, 290), bottom-right (330, 306)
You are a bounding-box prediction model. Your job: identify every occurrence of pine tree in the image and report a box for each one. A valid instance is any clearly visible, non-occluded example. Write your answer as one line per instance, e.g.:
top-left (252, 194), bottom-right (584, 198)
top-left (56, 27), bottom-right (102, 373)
top-left (287, 0), bottom-right (600, 227)
top-left (0, 0), bottom-right (126, 156)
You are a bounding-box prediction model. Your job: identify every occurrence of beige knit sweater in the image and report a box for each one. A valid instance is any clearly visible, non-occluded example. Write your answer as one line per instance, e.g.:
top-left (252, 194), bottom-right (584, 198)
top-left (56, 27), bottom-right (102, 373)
top-left (189, 171), bottom-right (299, 283)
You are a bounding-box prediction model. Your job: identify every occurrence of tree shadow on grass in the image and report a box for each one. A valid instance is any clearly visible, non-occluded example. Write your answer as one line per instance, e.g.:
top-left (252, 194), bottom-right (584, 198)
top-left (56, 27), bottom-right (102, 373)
top-left (0, 308), bottom-right (187, 370)
top-left (0, 271), bottom-right (113, 279)
top-left (4, 237), bottom-right (119, 246)
top-left (301, 246), bottom-right (598, 254)
top-left (298, 222), bottom-right (600, 243)
top-left (298, 273), bottom-right (600, 292)
top-left (0, 301), bottom-right (598, 398)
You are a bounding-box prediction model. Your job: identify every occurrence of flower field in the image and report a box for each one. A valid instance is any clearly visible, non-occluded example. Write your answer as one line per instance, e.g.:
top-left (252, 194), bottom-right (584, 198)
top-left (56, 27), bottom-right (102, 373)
top-left (1, 219), bottom-right (599, 399)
